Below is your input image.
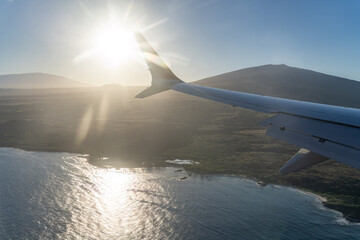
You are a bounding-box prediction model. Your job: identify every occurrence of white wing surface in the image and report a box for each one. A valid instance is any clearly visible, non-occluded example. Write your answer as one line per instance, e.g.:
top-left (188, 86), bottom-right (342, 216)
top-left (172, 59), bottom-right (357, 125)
top-left (134, 32), bottom-right (360, 174)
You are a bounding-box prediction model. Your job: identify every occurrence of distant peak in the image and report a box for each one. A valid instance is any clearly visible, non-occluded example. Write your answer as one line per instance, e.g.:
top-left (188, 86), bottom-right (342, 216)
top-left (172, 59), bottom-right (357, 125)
top-left (257, 64), bottom-right (289, 68)
top-left (0, 72), bottom-right (89, 89)
top-left (2, 72), bottom-right (46, 77)
top-left (275, 64), bottom-right (289, 67)
top-left (229, 64), bottom-right (293, 73)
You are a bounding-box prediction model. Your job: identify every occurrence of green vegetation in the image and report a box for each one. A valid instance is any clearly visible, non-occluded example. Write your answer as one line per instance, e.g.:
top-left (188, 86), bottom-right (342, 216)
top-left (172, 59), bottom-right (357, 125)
top-left (0, 86), bottom-right (360, 221)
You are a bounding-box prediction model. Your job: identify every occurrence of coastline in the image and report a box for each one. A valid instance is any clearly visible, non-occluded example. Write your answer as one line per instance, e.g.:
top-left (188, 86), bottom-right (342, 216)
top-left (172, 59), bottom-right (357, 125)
top-left (3, 148), bottom-right (360, 239)
top-left (168, 162), bottom-right (360, 223)
top-left (1, 146), bottom-right (359, 223)
top-left (299, 190), bottom-right (327, 203)
top-left (163, 162), bottom-right (359, 224)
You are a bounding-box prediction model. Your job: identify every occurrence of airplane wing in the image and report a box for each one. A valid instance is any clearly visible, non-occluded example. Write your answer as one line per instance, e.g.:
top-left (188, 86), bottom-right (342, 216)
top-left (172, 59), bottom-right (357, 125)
top-left (134, 31), bottom-right (360, 175)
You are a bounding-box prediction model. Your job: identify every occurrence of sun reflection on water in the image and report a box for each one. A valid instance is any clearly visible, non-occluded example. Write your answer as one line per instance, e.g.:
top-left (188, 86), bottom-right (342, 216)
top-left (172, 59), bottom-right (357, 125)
top-left (93, 168), bottom-right (134, 237)
top-left (60, 157), bottom-right (141, 239)
top-left (55, 156), bottom-right (179, 239)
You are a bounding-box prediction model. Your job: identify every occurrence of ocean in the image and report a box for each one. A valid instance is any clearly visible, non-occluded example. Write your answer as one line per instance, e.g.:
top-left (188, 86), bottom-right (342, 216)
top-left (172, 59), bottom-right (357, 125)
top-left (0, 148), bottom-right (359, 240)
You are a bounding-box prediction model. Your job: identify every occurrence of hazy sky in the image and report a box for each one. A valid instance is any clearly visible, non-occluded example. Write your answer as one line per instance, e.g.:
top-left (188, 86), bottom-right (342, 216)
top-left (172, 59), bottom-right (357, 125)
top-left (0, 0), bottom-right (359, 85)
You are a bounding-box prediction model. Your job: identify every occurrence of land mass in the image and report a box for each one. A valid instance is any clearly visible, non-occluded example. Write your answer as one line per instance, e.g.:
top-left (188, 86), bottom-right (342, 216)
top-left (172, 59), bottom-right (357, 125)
top-left (0, 65), bottom-right (359, 221)
top-left (0, 73), bottom-right (89, 89)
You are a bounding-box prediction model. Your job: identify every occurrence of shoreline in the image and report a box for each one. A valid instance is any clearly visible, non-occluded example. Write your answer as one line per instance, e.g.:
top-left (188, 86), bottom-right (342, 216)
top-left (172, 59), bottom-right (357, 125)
top-left (163, 161), bottom-right (360, 223)
top-left (297, 189), bottom-right (327, 203)
top-left (1, 147), bottom-right (359, 223)
top-left (153, 162), bottom-right (359, 224)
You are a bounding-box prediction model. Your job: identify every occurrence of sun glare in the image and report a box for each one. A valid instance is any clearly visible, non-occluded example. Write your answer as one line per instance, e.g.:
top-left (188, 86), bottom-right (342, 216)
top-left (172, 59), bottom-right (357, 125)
top-left (73, 3), bottom-right (171, 84)
top-left (91, 25), bottom-right (138, 66)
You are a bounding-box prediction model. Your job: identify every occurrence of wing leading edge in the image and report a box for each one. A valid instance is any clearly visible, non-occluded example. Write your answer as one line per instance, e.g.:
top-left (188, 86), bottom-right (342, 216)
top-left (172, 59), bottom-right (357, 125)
top-left (134, 31), bottom-right (360, 174)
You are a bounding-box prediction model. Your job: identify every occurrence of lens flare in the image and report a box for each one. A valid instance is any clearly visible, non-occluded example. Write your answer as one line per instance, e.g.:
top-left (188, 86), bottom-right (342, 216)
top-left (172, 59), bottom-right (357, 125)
top-left (92, 25), bottom-right (138, 66)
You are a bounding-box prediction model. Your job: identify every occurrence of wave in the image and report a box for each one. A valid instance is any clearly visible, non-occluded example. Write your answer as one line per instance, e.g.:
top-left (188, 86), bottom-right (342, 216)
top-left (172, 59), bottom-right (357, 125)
top-left (165, 159), bottom-right (200, 165)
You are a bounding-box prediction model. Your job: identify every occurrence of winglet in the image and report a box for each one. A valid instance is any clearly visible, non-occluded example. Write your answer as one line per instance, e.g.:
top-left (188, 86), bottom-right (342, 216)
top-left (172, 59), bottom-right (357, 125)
top-left (134, 32), bottom-right (183, 98)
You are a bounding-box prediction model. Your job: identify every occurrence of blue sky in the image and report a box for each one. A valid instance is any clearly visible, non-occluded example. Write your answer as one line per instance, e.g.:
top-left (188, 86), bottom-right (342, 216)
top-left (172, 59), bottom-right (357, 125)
top-left (0, 0), bottom-right (359, 85)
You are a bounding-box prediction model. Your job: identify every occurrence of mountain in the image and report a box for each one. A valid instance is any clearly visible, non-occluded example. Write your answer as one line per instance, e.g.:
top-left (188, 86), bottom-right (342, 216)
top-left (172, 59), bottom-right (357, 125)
top-left (0, 73), bottom-right (89, 89)
top-left (194, 64), bottom-right (360, 108)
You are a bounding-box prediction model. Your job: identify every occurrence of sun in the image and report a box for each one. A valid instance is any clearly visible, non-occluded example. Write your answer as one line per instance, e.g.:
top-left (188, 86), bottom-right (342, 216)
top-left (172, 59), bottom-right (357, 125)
top-left (72, 3), bottom-right (171, 85)
top-left (73, 23), bottom-right (140, 68)
top-left (91, 24), bottom-right (138, 66)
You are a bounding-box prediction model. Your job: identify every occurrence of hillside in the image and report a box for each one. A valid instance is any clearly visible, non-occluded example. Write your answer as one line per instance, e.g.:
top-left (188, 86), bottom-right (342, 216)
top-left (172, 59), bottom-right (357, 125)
top-left (0, 73), bottom-right (89, 89)
top-left (194, 64), bottom-right (360, 108)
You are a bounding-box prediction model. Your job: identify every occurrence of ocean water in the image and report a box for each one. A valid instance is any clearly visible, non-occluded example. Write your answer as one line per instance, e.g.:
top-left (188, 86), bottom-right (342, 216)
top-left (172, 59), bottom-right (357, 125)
top-left (0, 148), bottom-right (359, 240)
